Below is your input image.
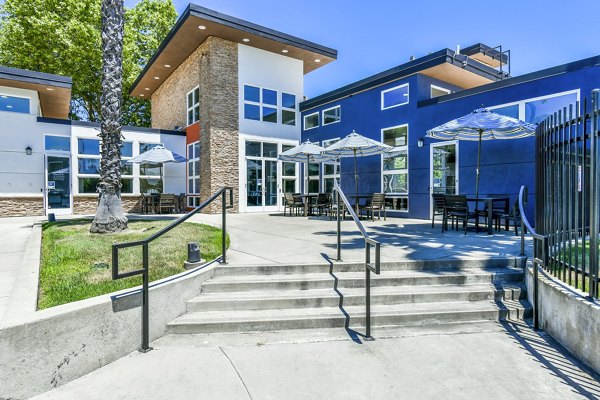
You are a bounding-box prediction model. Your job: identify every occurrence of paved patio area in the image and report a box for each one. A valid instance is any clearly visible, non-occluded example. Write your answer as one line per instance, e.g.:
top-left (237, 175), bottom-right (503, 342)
top-left (188, 212), bottom-right (532, 265)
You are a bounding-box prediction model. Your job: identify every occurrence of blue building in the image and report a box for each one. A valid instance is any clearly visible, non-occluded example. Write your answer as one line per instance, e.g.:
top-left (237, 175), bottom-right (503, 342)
top-left (300, 44), bottom-right (600, 219)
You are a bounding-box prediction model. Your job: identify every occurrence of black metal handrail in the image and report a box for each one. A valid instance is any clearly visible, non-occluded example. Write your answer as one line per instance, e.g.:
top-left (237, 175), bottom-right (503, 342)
top-left (334, 181), bottom-right (381, 339)
top-left (112, 186), bottom-right (234, 352)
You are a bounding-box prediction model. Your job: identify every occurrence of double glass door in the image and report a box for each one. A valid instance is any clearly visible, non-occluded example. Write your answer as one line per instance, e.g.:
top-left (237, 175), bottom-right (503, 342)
top-left (246, 158), bottom-right (278, 210)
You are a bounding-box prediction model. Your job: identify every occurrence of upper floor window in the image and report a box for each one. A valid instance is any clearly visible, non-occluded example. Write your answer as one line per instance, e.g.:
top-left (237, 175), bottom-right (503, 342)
top-left (44, 135), bottom-right (70, 152)
top-left (322, 106), bottom-right (341, 125)
top-left (381, 83), bottom-right (409, 110)
top-left (243, 85), bottom-right (278, 123)
top-left (431, 85), bottom-right (451, 98)
top-left (281, 92), bottom-right (296, 126)
top-left (489, 90), bottom-right (579, 125)
top-left (187, 87), bottom-right (199, 126)
top-left (0, 94), bottom-right (30, 114)
top-left (303, 112), bottom-right (319, 130)
top-left (382, 125), bottom-right (408, 194)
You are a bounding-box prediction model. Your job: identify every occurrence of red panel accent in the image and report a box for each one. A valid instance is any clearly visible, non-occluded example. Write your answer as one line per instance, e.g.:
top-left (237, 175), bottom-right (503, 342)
top-left (186, 122), bottom-right (200, 144)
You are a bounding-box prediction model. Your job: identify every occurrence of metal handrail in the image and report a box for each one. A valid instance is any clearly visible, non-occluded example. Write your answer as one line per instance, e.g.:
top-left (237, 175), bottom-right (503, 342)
top-left (112, 186), bottom-right (234, 352)
top-left (334, 181), bottom-right (381, 339)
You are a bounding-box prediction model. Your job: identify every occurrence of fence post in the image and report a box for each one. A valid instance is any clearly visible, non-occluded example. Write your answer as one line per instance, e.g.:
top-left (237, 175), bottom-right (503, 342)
top-left (140, 243), bottom-right (152, 352)
top-left (222, 190), bottom-right (227, 265)
top-left (336, 187), bottom-right (341, 261)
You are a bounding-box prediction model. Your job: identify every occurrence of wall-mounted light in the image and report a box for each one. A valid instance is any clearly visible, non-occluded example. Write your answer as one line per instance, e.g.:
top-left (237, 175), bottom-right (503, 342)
top-left (25, 146), bottom-right (32, 155)
top-left (417, 138), bottom-right (424, 148)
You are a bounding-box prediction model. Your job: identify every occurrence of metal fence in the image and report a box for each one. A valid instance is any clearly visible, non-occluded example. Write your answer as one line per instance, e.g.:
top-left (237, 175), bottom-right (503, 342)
top-left (532, 89), bottom-right (600, 300)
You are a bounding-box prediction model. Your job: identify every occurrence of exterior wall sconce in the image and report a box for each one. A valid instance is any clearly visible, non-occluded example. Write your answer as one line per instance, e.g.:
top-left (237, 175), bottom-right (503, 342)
top-left (417, 138), bottom-right (424, 148)
top-left (25, 146), bottom-right (32, 155)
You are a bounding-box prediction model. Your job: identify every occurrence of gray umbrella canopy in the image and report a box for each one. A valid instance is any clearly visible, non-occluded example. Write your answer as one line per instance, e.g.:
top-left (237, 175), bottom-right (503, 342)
top-left (427, 108), bottom-right (536, 197)
top-left (322, 131), bottom-right (392, 210)
top-left (126, 145), bottom-right (186, 165)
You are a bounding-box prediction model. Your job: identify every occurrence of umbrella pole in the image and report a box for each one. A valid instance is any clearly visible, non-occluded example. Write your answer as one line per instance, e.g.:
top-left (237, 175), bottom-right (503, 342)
top-left (476, 129), bottom-right (482, 198)
top-left (305, 154), bottom-right (309, 217)
top-left (354, 149), bottom-right (359, 215)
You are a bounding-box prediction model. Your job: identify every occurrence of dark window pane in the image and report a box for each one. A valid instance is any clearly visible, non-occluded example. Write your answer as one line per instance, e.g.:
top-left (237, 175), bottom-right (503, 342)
top-left (383, 152), bottom-right (407, 171)
top-left (188, 110), bottom-right (194, 125)
top-left (324, 163), bottom-right (339, 175)
top-left (383, 126), bottom-right (408, 147)
top-left (282, 93), bottom-right (296, 109)
top-left (308, 179), bottom-right (319, 193)
top-left (194, 106), bottom-right (200, 123)
top-left (308, 163), bottom-right (319, 176)
top-left (262, 143), bottom-right (277, 158)
top-left (282, 144), bottom-right (294, 152)
top-left (244, 104), bottom-right (260, 121)
top-left (282, 110), bottom-right (295, 126)
top-left (262, 106), bottom-right (277, 123)
top-left (78, 177), bottom-right (100, 193)
top-left (188, 179), bottom-right (193, 194)
top-left (304, 113), bottom-right (319, 129)
top-left (78, 138), bottom-right (100, 155)
top-left (382, 84), bottom-right (409, 109)
top-left (121, 142), bottom-right (133, 157)
top-left (244, 85), bottom-right (260, 102)
top-left (45, 136), bottom-right (70, 151)
top-left (193, 88), bottom-right (199, 103)
top-left (121, 178), bottom-right (133, 193)
top-left (283, 162), bottom-right (296, 176)
top-left (323, 106), bottom-right (341, 125)
top-left (194, 160), bottom-right (200, 176)
top-left (140, 165), bottom-right (161, 176)
top-left (78, 158), bottom-right (100, 174)
top-left (188, 162), bottom-right (193, 176)
top-left (194, 142), bottom-right (200, 159)
top-left (187, 92), bottom-right (193, 108)
top-left (140, 178), bottom-right (162, 193)
top-left (121, 161), bottom-right (133, 176)
top-left (245, 141), bottom-right (261, 157)
top-left (283, 179), bottom-right (296, 193)
top-left (0, 95), bottom-right (29, 113)
top-left (262, 88), bottom-right (277, 105)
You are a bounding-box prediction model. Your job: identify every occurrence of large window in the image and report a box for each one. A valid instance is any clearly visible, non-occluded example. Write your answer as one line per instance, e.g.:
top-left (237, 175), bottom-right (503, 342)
top-left (322, 138), bottom-right (340, 193)
top-left (243, 85), bottom-right (279, 123)
top-left (382, 125), bottom-right (408, 194)
top-left (307, 162), bottom-right (320, 194)
top-left (187, 141), bottom-right (201, 207)
top-left (490, 90), bottom-right (579, 125)
top-left (322, 106), bottom-right (341, 125)
top-left (187, 87), bottom-right (200, 126)
top-left (0, 94), bottom-right (30, 114)
top-left (303, 112), bottom-right (319, 130)
top-left (381, 83), bottom-right (409, 110)
top-left (281, 92), bottom-right (296, 126)
top-left (282, 144), bottom-right (297, 193)
top-left (45, 136), bottom-right (70, 152)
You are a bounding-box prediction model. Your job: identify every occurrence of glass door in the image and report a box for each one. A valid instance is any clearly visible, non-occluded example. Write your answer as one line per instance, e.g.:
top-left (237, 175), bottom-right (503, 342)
top-left (430, 142), bottom-right (458, 216)
top-left (45, 155), bottom-right (72, 215)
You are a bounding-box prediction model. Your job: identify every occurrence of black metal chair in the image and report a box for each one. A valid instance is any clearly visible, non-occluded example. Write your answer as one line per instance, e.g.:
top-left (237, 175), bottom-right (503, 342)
top-left (443, 195), bottom-right (478, 235)
top-left (495, 198), bottom-right (522, 236)
top-left (314, 193), bottom-right (332, 216)
top-left (475, 194), bottom-right (509, 231)
top-left (177, 193), bottom-right (186, 213)
top-left (431, 193), bottom-right (446, 228)
top-left (360, 193), bottom-right (387, 221)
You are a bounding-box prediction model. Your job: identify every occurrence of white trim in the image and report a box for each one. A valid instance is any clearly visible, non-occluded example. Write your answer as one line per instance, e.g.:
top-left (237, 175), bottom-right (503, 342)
top-left (381, 83), bottom-right (409, 110)
top-left (430, 84), bottom-right (451, 98)
top-left (322, 105), bottom-right (341, 126)
top-left (429, 140), bottom-right (459, 218)
top-left (303, 111), bottom-right (319, 130)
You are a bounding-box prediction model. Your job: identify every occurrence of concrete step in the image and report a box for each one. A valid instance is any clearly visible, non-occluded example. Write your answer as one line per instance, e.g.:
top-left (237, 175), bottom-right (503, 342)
top-left (187, 283), bottom-right (526, 312)
top-left (201, 268), bottom-right (525, 293)
top-left (214, 257), bottom-right (521, 276)
top-left (167, 299), bottom-right (532, 334)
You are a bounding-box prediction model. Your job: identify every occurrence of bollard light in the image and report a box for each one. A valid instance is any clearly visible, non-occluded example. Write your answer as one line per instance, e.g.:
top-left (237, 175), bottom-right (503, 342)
top-left (187, 242), bottom-right (201, 263)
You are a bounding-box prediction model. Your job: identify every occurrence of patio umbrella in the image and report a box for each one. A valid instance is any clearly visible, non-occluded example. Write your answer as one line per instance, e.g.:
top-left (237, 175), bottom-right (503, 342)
top-left (426, 108), bottom-right (536, 197)
top-left (321, 130), bottom-right (392, 213)
top-left (127, 145), bottom-right (186, 192)
top-left (278, 140), bottom-right (334, 216)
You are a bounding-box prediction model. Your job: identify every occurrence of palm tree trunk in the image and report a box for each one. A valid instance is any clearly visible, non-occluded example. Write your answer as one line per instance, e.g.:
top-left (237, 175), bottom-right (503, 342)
top-left (90, 0), bottom-right (127, 233)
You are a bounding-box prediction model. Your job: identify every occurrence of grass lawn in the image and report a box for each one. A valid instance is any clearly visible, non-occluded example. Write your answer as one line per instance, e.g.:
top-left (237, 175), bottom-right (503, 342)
top-left (39, 219), bottom-right (227, 309)
top-left (553, 243), bottom-right (599, 294)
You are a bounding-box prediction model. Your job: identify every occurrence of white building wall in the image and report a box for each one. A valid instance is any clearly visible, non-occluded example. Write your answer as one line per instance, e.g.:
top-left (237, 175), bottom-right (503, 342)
top-left (160, 133), bottom-right (186, 194)
top-left (0, 86), bottom-right (41, 116)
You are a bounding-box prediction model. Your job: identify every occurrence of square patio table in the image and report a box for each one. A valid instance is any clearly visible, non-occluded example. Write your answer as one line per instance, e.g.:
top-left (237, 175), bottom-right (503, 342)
top-left (466, 197), bottom-right (510, 235)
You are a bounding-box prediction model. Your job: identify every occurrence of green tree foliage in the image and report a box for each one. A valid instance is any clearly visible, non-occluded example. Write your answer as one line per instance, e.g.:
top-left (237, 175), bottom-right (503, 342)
top-left (0, 0), bottom-right (176, 126)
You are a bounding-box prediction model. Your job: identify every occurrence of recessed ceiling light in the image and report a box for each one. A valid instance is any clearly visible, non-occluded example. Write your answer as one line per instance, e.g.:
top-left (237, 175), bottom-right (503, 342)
top-left (6, 105), bottom-right (13, 108)
top-left (140, 94), bottom-right (144, 97)
top-left (282, 49), bottom-right (288, 53)
top-left (164, 64), bottom-right (171, 68)
top-left (315, 59), bottom-right (321, 63)
top-left (242, 38), bottom-right (250, 42)
top-left (154, 76), bottom-right (160, 80)
top-left (145, 87), bottom-right (150, 91)
top-left (46, 88), bottom-right (54, 91)
top-left (198, 25), bottom-right (206, 30)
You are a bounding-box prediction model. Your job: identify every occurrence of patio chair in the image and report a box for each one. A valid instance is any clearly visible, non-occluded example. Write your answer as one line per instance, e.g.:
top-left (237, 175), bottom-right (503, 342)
top-left (158, 194), bottom-right (176, 214)
top-left (475, 194), bottom-right (509, 231)
top-left (360, 193), bottom-right (386, 221)
top-left (431, 193), bottom-right (446, 228)
top-left (283, 193), bottom-right (301, 216)
top-left (314, 193), bottom-right (332, 216)
top-left (494, 198), bottom-right (522, 236)
top-left (443, 195), bottom-right (477, 235)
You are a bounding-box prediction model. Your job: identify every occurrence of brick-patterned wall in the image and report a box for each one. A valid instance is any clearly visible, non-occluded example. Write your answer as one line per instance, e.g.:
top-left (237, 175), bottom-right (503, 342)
top-left (151, 46), bottom-right (202, 130)
top-left (198, 37), bottom-right (239, 212)
top-left (73, 196), bottom-right (143, 215)
top-left (0, 197), bottom-right (44, 217)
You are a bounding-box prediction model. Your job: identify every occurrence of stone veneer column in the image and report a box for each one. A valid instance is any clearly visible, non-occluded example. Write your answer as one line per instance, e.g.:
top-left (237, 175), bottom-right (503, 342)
top-left (198, 37), bottom-right (239, 212)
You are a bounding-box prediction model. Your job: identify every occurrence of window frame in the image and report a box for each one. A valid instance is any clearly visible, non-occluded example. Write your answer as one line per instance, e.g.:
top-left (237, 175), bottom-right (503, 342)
top-left (381, 83), bottom-right (410, 110)
top-left (381, 124), bottom-right (409, 196)
top-left (430, 85), bottom-right (451, 98)
top-left (0, 92), bottom-right (31, 114)
top-left (186, 86), bottom-right (200, 126)
top-left (321, 138), bottom-right (341, 193)
top-left (281, 92), bottom-right (297, 126)
top-left (187, 141), bottom-right (201, 207)
top-left (488, 89), bottom-right (580, 124)
top-left (303, 111), bottom-right (319, 130)
top-left (243, 84), bottom-right (283, 124)
top-left (322, 105), bottom-right (341, 126)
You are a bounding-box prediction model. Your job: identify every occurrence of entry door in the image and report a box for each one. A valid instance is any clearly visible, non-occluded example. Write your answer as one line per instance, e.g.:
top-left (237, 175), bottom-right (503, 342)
top-left (430, 142), bottom-right (458, 216)
top-left (246, 159), bottom-right (279, 212)
top-left (45, 155), bottom-right (72, 215)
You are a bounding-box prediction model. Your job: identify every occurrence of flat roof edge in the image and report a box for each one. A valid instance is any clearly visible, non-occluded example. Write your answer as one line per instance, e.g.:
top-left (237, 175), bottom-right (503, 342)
top-left (0, 66), bottom-right (72, 88)
top-left (38, 117), bottom-right (185, 136)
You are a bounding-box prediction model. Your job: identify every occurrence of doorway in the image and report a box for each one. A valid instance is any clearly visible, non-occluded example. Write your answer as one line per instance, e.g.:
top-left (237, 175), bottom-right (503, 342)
top-left (430, 141), bottom-right (458, 216)
top-left (45, 155), bottom-right (72, 215)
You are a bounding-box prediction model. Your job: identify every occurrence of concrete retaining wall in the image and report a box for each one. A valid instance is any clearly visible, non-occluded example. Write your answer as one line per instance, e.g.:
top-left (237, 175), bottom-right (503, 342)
top-left (526, 265), bottom-right (600, 374)
top-left (0, 256), bottom-right (218, 399)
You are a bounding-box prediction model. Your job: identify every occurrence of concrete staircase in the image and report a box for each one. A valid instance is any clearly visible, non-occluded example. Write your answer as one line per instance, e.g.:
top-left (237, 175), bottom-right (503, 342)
top-left (167, 258), bottom-right (531, 335)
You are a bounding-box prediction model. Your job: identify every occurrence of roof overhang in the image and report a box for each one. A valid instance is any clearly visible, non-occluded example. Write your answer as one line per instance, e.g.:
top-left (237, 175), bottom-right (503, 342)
top-left (130, 3), bottom-right (337, 98)
top-left (461, 43), bottom-right (508, 68)
top-left (0, 66), bottom-right (72, 119)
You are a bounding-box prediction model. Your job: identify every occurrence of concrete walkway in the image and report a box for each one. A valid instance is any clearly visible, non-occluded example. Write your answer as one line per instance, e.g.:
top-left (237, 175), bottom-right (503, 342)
top-left (32, 321), bottom-right (600, 400)
top-left (189, 213), bottom-right (532, 265)
top-left (0, 216), bottom-right (39, 322)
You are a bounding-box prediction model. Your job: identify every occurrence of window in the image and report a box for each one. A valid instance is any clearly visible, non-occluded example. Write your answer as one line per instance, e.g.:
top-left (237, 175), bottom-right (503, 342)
top-left (0, 94), bottom-right (29, 114)
top-left (78, 138), bottom-right (100, 155)
top-left (381, 83), bottom-right (409, 110)
top-left (76, 138), bottom-right (134, 194)
top-left (431, 85), bottom-right (451, 98)
top-left (489, 90), bottom-right (579, 125)
top-left (322, 106), bottom-right (341, 125)
top-left (303, 112), bottom-right (319, 130)
top-left (382, 125), bottom-right (408, 195)
top-left (45, 136), bottom-right (70, 152)
top-left (281, 92), bottom-right (296, 126)
top-left (322, 138), bottom-right (340, 193)
top-left (187, 141), bottom-right (201, 207)
top-left (492, 104), bottom-right (520, 119)
top-left (187, 87), bottom-right (200, 126)
top-left (307, 162), bottom-right (320, 193)
top-left (282, 144), bottom-right (297, 193)
top-left (243, 85), bottom-right (280, 123)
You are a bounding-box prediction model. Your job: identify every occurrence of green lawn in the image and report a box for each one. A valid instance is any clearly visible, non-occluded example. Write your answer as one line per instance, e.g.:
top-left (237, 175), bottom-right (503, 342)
top-left (39, 219), bottom-right (227, 309)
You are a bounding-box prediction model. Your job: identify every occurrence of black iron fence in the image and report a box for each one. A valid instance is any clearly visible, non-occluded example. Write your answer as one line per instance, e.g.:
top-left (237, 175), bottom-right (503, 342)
top-left (112, 186), bottom-right (233, 352)
top-left (526, 89), bottom-right (600, 308)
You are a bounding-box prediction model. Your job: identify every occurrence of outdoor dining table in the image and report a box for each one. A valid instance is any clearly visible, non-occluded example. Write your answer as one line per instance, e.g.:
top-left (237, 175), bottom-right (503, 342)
top-left (466, 196), bottom-right (510, 235)
top-left (300, 194), bottom-right (319, 216)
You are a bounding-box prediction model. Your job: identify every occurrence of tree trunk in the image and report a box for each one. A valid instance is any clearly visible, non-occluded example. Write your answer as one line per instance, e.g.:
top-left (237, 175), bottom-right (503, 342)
top-left (90, 0), bottom-right (127, 233)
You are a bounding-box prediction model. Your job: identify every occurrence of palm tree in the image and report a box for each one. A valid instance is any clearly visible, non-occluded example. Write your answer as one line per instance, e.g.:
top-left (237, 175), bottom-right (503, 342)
top-left (90, 0), bottom-right (128, 233)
